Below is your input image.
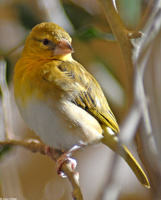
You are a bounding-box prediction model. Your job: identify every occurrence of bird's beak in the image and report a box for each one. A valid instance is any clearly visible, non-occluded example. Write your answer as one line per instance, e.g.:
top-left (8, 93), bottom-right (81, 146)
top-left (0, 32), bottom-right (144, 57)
top-left (53, 39), bottom-right (74, 56)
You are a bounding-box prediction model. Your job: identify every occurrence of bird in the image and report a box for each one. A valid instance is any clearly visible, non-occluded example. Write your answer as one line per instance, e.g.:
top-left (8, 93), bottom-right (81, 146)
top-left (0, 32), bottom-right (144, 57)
top-left (14, 22), bottom-right (150, 188)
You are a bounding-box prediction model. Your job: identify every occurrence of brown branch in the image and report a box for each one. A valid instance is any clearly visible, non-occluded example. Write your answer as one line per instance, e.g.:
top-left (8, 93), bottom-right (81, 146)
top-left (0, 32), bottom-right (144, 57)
top-left (98, 0), bottom-right (161, 196)
top-left (61, 162), bottom-right (83, 200)
top-left (0, 57), bottom-right (83, 199)
top-left (129, 0), bottom-right (160, 39)
top-left (98, 0), bottom-right (134, 107)
top-left (0, 59), bottom-right (15, 140)
top-left (98, 0), bottom-right (160, 108)
top-left (0, 138), bottom-right (83, 200)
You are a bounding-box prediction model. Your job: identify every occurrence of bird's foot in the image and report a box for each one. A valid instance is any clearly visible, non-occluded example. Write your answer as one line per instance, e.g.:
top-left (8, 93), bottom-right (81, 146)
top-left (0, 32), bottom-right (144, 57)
top-left (56, 156), bottom-right (77, 178)
top-left (56, 144), bottom-right (84, 177)
top-left (45, 143), bottom-right (86, 178)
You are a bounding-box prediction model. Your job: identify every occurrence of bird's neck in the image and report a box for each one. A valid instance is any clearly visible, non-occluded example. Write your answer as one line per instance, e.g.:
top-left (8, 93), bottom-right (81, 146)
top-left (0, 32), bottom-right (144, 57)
top-left (53, 53), bottom-right (73, 62)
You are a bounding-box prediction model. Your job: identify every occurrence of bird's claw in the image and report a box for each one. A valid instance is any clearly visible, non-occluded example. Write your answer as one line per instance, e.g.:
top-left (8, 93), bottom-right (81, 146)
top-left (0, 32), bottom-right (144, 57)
top-left (56, 157), bottom-right (77, 178)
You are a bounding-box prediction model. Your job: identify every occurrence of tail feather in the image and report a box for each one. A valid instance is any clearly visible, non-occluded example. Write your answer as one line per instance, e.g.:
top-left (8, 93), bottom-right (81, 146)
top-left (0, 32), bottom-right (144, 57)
top-left (102, 126), bottom-right (150, 188)
top-left (122, 145), bottom-right (150, 188)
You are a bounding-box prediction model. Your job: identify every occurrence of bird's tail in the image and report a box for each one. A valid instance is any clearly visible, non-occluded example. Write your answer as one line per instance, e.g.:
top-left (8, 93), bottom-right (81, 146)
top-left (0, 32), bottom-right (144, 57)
top-left (102, 126), bottom-right (150, 188)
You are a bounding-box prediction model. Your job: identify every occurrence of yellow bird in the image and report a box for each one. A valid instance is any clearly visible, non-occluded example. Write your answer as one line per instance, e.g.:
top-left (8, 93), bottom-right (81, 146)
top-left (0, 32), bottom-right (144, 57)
top-left (14, 22), bottom-right (150, 188)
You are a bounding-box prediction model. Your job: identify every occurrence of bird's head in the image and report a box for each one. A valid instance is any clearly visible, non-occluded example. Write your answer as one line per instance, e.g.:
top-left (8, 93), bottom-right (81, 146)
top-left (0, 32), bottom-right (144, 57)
top-left (22, 22), bottom-right (74, 61)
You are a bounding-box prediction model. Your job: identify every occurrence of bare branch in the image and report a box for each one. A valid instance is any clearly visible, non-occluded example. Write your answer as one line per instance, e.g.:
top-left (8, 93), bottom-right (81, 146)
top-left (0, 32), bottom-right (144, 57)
top-left (98, 0), bottom-right (161, 197)
top-left (0, 59), bottom-right (14, 140)
top-left (0, 57), bottom-right (83, 199)
top-left (0, 138), bottom-right (83, 200)
top-left (98, 0), bottom-right (134, 106)
top-left (129, 0), bottom-right (161, 39)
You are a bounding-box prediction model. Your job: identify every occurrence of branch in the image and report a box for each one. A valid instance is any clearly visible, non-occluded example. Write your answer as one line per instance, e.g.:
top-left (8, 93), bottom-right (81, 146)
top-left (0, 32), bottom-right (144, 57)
top-left (0, 138), bottom-right (83, 200)
top-left (134, 9), bottom-right (161, 194)
top-left (98, 0), bottom-right (161, 107)
top-left (129, 0), bottom-right (160, 39)
top-left (98, 0), bottom-right (134, 106)
top-left (0, 59), bottom-right (14, 140)
top-left (98, 0), bottom-right (161, 195)
top-left (0, 58), bottom-right (83, 199)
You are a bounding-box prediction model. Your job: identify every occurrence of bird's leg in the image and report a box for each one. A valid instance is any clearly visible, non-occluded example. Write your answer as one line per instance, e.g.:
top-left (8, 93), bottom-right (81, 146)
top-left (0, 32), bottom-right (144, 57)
top-left (45, 143), bottom-right (86, 178)
top-left (56, 143), bottom-right (86, 177)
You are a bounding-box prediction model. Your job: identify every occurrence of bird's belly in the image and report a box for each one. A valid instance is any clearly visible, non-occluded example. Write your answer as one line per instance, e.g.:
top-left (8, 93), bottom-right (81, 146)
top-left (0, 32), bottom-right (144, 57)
top-left (17, 97), bottom-right (103, 151)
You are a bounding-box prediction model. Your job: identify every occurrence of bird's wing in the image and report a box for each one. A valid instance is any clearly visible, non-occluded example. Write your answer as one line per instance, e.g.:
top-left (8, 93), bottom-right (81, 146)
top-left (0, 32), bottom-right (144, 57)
top-left (50, 59), bottom-right (119, 133)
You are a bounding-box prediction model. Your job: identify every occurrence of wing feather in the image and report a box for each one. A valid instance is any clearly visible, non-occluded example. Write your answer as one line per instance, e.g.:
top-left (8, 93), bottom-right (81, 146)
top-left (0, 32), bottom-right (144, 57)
top-left (54, 60), bottom-right (120, 133)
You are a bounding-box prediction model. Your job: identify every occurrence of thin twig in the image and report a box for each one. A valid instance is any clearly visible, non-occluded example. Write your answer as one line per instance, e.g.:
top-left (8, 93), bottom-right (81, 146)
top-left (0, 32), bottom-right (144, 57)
top-left (61, 162), bottom-right (83, 200)
top-left (129, 0), bottom-right (160, 39)
top-left (0, 56), bottom-right (83, 199)
top-left (5, 41), bottom-right (25, 57)
top-left (0, 138), bottom-right (83, 200)
top-left (0, 59), bottom-right (14, 140)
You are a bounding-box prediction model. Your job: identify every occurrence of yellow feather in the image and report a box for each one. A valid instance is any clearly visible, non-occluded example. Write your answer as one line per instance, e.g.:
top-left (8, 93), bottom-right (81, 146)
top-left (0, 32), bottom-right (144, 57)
top-left (14, 22), bottom-right (150, 189)
top-left (102, 125), bottom-right (150, 188)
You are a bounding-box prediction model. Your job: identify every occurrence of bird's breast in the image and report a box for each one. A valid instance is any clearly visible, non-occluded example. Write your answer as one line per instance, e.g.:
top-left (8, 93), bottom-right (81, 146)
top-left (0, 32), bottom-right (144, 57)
top-left (16, 93), bottom-right (103, 151)
top-left (14, 59), bottom-right (103, 151)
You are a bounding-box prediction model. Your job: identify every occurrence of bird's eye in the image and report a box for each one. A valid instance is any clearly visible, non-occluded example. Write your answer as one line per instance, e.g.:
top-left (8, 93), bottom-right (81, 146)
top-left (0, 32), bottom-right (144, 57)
top-left (42, 38), bottom-right (50, 45)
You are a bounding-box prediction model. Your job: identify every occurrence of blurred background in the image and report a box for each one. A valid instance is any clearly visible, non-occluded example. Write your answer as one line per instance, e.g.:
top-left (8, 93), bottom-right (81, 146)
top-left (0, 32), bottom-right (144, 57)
top-left (0, 0), bottom-right (160, 199)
